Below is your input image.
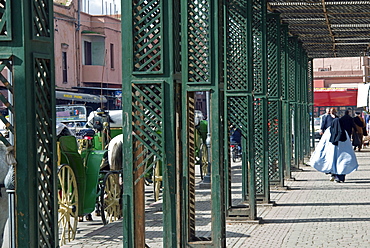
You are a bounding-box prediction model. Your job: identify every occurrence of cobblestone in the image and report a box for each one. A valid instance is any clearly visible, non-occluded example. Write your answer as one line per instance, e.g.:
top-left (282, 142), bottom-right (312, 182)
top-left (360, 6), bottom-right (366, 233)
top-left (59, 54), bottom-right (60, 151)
top-left (59, 144), bottom-right (370, 247)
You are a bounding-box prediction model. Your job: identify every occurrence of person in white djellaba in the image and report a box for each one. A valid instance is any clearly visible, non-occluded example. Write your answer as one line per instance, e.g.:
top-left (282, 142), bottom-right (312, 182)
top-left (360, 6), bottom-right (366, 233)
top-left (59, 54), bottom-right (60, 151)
top-left (309, 109), bottom-right (359, 183)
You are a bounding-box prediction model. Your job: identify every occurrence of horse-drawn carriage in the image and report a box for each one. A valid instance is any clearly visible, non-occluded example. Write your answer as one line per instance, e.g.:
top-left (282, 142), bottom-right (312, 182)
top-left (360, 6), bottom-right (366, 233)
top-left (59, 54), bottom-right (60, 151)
top-left (56, 106), bottom-right (210, 245)
top-left (56, 107), bottom-right (123, 246)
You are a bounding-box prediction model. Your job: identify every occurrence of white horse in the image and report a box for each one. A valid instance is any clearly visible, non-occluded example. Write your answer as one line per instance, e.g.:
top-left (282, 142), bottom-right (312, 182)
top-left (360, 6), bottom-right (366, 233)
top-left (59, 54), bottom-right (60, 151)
top-left (107, 134), bottom-right (123, 171)
top-left (0, 142), bottom-right (10, 247)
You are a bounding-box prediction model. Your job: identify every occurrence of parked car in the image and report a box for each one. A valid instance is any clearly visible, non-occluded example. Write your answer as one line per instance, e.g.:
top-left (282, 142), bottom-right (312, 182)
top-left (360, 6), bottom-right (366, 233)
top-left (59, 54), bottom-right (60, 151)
top-left (313, 117), bottom-right (321, 139)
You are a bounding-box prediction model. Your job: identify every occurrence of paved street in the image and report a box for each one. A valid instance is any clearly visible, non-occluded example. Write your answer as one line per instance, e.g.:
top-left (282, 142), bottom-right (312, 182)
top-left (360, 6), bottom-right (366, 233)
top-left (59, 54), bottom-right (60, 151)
top-left (61, 143), bottom-right (370, 247)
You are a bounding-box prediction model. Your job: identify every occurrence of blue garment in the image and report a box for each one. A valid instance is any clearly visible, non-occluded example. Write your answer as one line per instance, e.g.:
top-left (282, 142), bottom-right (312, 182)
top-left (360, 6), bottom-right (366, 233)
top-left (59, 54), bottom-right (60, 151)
top-left (309, 127), bottom-right (358, 175)
top-left (230, 128), bottom-right (241, 144)
top-left (321, 114), bottom-right (335, 132)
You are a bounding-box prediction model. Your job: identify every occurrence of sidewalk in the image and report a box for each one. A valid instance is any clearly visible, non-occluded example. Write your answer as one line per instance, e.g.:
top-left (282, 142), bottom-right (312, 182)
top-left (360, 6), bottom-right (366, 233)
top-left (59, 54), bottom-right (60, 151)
top-left (62, 145), bottom-right (370, 248)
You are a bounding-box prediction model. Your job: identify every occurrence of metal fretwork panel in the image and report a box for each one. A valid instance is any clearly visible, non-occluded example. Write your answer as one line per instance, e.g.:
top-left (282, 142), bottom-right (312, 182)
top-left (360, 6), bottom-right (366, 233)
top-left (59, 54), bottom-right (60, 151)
top-left (267, 14), bottom-right (284, 186)
top-left (226, 0), bottom-right (248, 91)
top-left (267, 14), bottom-right (279, 99)
top-left (252, 0), bottom-right (265, 95)
top-left (34, 56), bottom-right (55, 247)
top-left (280, 25), bottom-right (288, 101)
top-left (253, 98), bottom-right (268, 200)
top-left (0, 0), bottom-right (11, 40)
top-left (228, 97), bottom-right (248, 137)
top-left (227, 95), bottom-right (249, 202)
top-left (186, 92), bottom-right (197, 240)
top-left (131, 82), bottom-right (164, 185)
top-left (267, 101), bottom-right (280, 183)
top-left (32, 0), bottom-right (51, 39)
top-left (252, 0), bottom-right (269, 203)
top-left (288, 37), bottom-right (297, 102)
top-left (187, 0), bottom-right (210, 83)
top-left (132, 0), bottom-right (162, 73)
top-left (0, 57), bottom-right (13, 146)
top-left (307, 59), bottom-right (313, 104)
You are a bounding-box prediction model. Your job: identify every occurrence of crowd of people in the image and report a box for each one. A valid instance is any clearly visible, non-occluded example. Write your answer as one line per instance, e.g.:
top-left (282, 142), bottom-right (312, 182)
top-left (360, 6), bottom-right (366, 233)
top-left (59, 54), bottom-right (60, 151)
top-left (309, 107), bottom-right (368, 183)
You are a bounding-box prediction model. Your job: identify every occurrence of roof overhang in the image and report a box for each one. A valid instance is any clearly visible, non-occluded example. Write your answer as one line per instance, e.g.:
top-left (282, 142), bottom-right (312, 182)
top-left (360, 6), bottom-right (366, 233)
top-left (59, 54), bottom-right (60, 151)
top-left (268, 1), bottom-right (370, 58)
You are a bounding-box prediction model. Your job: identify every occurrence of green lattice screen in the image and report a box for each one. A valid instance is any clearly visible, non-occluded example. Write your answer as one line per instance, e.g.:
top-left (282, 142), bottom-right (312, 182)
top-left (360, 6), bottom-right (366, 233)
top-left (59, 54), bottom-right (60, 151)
top-left (267, 101), bottom-right (280, 182)
top-left (227, 97), bottom-right (248, 137)
top-left (252, 0), bottom-right (264, 95)
top-left (132, 83), bottom-right (163, 184)
top-left (267, 15), bottom-right (279, 99)
top-left (253, 98), bottom-right (265, 195)
top-left (280, 25), bottom-right (288, 101)
top-left (252, 0), bottom-right (268, 200)
top-left (267, 14), bottom-right (282, 183)
top-left (32, 0), bottom-right (51, 39)
top-left (296, 45), bottom-right (302, 102)
top-left (0, 56), bottom-right (14, 146)
top-left (307, 60), bottom-right (313, 104)
top-left (132, 0), bottom-right (162, 73)
top-left (34, 56), bottom-right (55, 246)
top-left (186, 93), bottom-right (197, 239)
top-left (187, 0), bottom-right (210, 83)
top-left (226, 0), bottom-right (248, 91)
top-left (0, 1), bottom-right (11, 41)
top-left (288, 38), bottom-right (297, 102)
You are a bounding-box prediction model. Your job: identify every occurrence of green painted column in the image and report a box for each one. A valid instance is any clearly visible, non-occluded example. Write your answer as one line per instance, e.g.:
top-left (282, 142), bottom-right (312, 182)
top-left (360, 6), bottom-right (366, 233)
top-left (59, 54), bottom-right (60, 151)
top-left (122, 1), bottom-right (177, 247)
top-left (252, 0), bottom-right (271, 205)
top-left (267, 13), bottom-right (285, 188)
top-left (308, 59), bottom-right (315, 149)
top-left (288, 36), bottom-right (299, 170)
top-left (280, 25), bottom-right (293, 180)
top-left (181, 0), bottom-right (226, 246)
top-left (0, 1), bottom-right (57, 247)
top-left (224, 0), bottom-right (257, 221)
top-left (295, 43), bottom-right (302, 167)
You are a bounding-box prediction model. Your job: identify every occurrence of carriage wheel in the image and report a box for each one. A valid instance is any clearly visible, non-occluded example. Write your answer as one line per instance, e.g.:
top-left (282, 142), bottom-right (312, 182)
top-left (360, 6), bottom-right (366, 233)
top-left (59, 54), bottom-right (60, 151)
top-left (153, 160), bottom-right (162, 202)
top-left (199, 143), bottom-right (208, 180)
top-left (232, 148), bottom-right (237, 162)
top-left (58, 164), bottom-right (78, 246)
top-left (100, 172), bottom-right (122, 225)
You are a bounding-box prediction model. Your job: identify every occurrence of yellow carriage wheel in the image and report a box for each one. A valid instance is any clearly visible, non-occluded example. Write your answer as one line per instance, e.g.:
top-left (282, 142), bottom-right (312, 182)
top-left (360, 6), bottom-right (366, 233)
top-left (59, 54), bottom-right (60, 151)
top-left (58, 164), bottom-right (79, 246)
top-left (153, 160), bottom-right (162, 202)
top-left (101, 172), bottom-right (122, 225)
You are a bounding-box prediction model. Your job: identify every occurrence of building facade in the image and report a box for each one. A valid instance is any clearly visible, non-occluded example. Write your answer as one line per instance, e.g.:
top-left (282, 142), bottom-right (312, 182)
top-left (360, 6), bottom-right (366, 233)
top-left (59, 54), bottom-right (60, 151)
top-left (312, 57), bottom-right (370, 117)
top-left (54, 0), bottom-right (122, 110)
top-left (313, 57), bottom-right (368, 88)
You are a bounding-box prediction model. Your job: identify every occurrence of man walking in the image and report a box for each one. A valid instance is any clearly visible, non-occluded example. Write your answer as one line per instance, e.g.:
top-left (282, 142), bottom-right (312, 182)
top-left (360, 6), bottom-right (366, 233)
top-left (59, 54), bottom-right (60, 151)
top-left (320, 107), bottom-right (331, 135)
top-left (339, 110), bottom-right (356, 137)
top-left (353, 112), bottom-right (366, 151)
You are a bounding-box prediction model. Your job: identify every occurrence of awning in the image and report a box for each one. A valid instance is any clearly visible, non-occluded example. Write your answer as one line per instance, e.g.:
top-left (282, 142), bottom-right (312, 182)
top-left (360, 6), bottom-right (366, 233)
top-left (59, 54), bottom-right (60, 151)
top-left (56, 91), bottom-right (107, 103)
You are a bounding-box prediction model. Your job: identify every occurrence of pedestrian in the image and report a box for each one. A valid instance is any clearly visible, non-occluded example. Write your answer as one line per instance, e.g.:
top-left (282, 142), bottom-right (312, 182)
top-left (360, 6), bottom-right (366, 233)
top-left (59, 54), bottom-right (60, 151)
top-left (353, 111), bottom-right (366, 152)
top-left (339, 110), bottom-right (356, 137)
top-left (320, 107), bottom-right (332, 135)
top-left (230, 124), bottom-right (242, 153)
top-left (309, 112), bottom-right (359, 183)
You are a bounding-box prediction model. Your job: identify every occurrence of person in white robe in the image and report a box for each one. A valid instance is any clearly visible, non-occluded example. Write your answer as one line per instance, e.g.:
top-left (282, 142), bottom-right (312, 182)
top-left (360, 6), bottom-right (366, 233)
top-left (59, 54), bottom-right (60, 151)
top-left (309, 118), bottom-right (358, 183)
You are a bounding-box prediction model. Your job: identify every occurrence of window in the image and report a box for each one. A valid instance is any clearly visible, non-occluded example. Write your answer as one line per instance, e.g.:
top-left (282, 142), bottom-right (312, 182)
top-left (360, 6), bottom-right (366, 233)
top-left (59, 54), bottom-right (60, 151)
top-left (110, 43), bottom-right (114, 69)
top-left (84, 41), bottom-right (92, 65)
top-left (62, 52), bottom-right (67, 84)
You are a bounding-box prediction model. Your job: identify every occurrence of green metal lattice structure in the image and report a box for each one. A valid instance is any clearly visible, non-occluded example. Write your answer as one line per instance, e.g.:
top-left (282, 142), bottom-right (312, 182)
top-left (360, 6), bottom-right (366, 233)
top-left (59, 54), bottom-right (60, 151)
top-left (4, 0), bottom-right (370, 247)
top-left (0, 1), bottom-right (57, 247)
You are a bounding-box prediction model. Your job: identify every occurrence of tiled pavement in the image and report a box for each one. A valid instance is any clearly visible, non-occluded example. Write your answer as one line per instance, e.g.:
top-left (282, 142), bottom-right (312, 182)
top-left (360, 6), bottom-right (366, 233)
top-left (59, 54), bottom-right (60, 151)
top-left (61, 144), bottom-right (370, 248)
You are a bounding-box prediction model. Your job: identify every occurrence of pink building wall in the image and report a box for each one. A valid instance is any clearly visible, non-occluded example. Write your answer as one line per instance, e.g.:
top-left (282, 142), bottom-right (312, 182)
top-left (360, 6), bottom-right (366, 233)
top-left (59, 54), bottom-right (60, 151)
top-left (313, 57), bottom-right (365, 88)
top-left (54, 2), bottom-right (122, 91)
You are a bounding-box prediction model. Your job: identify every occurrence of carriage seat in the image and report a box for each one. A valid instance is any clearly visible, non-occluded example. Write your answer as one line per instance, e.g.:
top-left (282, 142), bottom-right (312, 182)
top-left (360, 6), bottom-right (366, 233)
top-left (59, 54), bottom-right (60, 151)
top-left (58, 135), bottom-right (86, 216)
